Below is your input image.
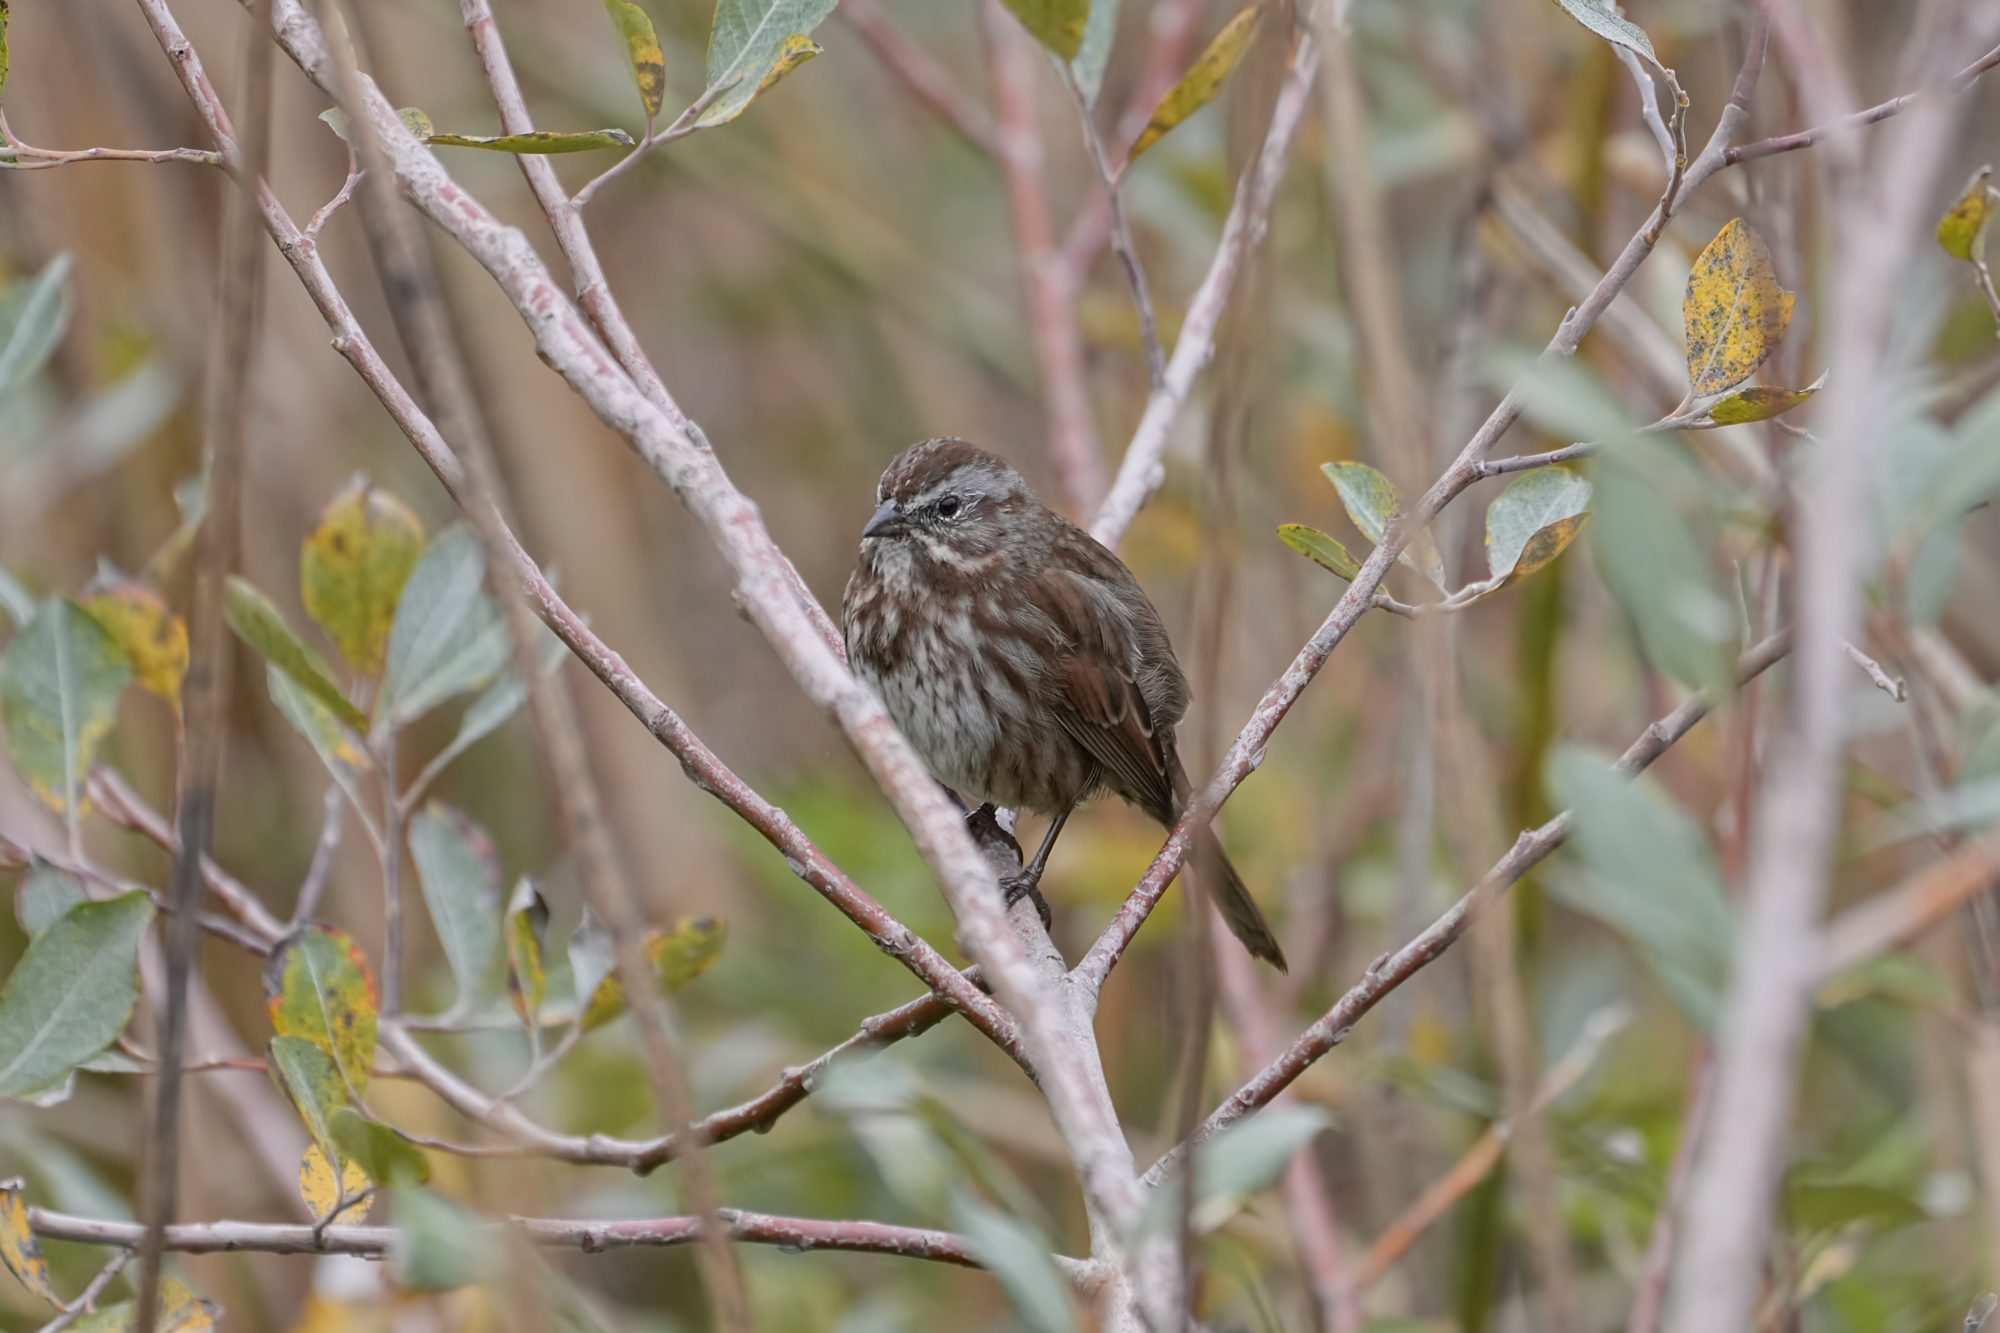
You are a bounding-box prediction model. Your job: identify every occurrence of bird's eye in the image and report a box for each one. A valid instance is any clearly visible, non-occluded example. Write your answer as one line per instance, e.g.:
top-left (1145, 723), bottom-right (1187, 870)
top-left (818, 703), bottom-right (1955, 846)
top-left (934, 496), bottom-right (962, 519)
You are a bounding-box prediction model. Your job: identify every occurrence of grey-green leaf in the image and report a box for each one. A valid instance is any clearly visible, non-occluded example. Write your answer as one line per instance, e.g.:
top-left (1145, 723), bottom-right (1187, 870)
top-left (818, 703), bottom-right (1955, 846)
top-left (0, 599), bottom-right (132, 817)
top-left (1546, 0), bottom-right (1665, 71)
top-left (949, 1190), bottom-right (1080, 1333)
top-left (0, 254), bottom-right (74, 400)
top-left (14, 860), bottom-right (85, 938)
top-left (390, 1186), bottom-right (491, 1291)
top-left (225, 578), bottom-right (368, 733)
top-left (1322, 461), bottom-right (1447, 588)
top-left (0, 893), bottom-right (153, 1098)
top-left (699, 0), bottom-right (837, 127)
top-left (379, 527), bottom-right (507, 731)
top-left (267, 663), bottom-right (374, 825)
top-left (408, 804), bottom-right (506, 1011)
top-left (1486, 467), bottom-right (1592, 582)
top-left (1589, 444), bottom-right (1733, 694)
top-left (1191, 1104), bottom-right (1330, 1231)
top-left (1072, 0), bottom-right (1120, 102)
top-left (414, 616), bottom-right (567, 791)
top-left (997, 0), bottom-right (1090, 61)
top-left (426, 129), bottom-right (636, 154)
top-left (0, 568), bottom-right (34, 628)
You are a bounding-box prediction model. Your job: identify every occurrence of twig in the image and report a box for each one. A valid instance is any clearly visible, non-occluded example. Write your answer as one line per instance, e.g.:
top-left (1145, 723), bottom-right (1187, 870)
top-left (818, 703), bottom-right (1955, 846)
top-left (1475, 442), bottom-right (1599, 478)
top-left (376, 735), bottom-right (404, 1014)
top-left (25, 1204), bottom-right (1100, 1282)
top-left (87, 769), bottom-right (287, 942)
top-left (0, 830), bottom-right (273, 957)
top-left (1140, 630), bottom-right (1792, 1185)
top-left (1844, 640), bottom-right (1907, 701)
top-left (1065, 65), bottom-right (1165, 388)
top-left (1623, 1061), bottom-right (1713, 1333)
top-left (1725, 41), bottom-right (2000, 164)
top-left (0, 112), bottom-right (219, 171)
top-left (302, 157), bottom-right (361, 239)
top-left (38, 1250), bottom-right (132, 1333)
top-left (982, 0), bottom-right (1106, 512)
top-left (839, 0), bottom-right (999, 157)
top-left (569, 81), bottom-right (730, 210)
top-left (291, 786), bottom-right (344, 923)
top-left (131, 2), bottom-right (271, 1323)
top-left (1818, 836), bottom-right (2000, 975)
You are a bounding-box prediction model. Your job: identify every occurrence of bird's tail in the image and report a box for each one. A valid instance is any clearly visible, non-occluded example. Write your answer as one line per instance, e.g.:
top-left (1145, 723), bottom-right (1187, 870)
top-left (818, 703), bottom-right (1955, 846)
top-left (1190, 828), bottom-right (1288, 972)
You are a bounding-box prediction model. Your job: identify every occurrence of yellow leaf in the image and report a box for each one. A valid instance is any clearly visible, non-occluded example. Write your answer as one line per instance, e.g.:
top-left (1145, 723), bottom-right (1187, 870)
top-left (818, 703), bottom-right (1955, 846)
top-left (755, 34), bottom-right (820, 98)
top-left (1507, 511), bottom-right (1591, 581)
top-left (603, 0), bottom-right (667, 120)
top-left (1682, 217), bottom-right (1796, 396)
top-left (84, 584), bottom-right (188, 706)
top-left (299, 1145), bottom-right (374, 1225)
top-left (300, 479), bottom-right (425, 677)
top-left (1705, 374), bottom-right (1825, 427)
top-left (998, 0), bottom-right (1088, 61)
top-left (0, 1178), bottom-right (61, 1307)
top-left (581, 917), bottom-right (726, 1030)
top-left (505, 880), bottom-right (549, 1030)
top-left (1937, 165), bottom-right (1995, 262)
top-left (1131, 6), bottom-right (1261, 161)
top-left (265, 926), bottom-right (379, 1099)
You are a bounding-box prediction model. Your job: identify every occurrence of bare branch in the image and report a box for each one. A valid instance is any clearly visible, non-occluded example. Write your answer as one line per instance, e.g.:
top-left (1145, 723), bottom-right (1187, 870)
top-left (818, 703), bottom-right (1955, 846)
top-left (1725, 40), bottom-right (2000, 165)
top-left (1065, 66), bottom-right (1165, 388)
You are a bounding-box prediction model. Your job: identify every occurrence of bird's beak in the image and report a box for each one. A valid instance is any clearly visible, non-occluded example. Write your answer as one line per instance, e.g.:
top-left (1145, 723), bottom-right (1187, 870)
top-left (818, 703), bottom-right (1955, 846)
top-left (861, 498), bottom-right (902, 539)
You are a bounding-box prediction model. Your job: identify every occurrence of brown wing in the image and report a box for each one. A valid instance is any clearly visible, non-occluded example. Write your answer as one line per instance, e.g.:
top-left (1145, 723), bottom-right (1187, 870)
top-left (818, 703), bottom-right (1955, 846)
top-left (1031, 548), bottom-right (1180, 825)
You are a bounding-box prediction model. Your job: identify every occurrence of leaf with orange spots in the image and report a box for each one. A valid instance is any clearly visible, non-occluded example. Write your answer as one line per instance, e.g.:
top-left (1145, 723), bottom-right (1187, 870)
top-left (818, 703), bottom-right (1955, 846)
top-left (301, 478), bottom-right (425, 677)
top-left (84, 582), bottom-right (188, 706)
top-left (265, 926), bottom-right (379, 1098)
top-left (0, 1178), bottom-right (60, 1307)
top-left (1682, 218), bottom-right (1795, 396)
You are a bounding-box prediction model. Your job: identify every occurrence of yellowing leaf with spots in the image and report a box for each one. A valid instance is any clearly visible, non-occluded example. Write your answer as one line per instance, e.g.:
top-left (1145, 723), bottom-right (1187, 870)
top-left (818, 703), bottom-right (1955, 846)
top-left (505, 879), bottom-right (549, 1032)
top-left (580, 917), bottom-right (726, 1031)
top-left (331, 1107), bottom-right (431, 1188)
top-left (754, 35), bottom-right (820, 99)
top-left (302, 480), bottom-right (425, 677)
top-left (998, 0), bottom-right (1088, 60)
top-left (1276, 524), bottom-right (1363, 583)
top-left (265, 926), bottom-right (379, 1098)
top-left (1937, 165), bottom-right (1995, 262)
top-left (1131, 6), bottom-right (1261, 161)
top-left (84, 583), bottom-right (188, 705)
top-left (299, 1144), bottom-right (374, 1225)
top-left (0, 599), bottom-right (130, 816)
top-left (603, 0), bottom-right (667, 120)
top-left (1682, 218), bottom-right (1795, 396)
top-left (72, 1278), bottom-right (222, 1332)
top-left (1682, 369), bottom-right (1828, 429)
top-left (1321, 461), bottom-right (1447, 589)
top-left (0, 1178), bottom-right (60, 1307)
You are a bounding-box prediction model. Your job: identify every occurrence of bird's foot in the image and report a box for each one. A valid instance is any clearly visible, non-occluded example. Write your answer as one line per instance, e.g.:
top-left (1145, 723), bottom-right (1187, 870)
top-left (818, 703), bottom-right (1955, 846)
top-left (999, 867), bottom-right (1055, 931)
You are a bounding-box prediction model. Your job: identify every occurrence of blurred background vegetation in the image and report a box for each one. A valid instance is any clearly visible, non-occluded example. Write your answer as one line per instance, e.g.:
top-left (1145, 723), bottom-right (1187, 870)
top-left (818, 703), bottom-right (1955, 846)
top-left (3, 0), bottom-right (2000, 1328)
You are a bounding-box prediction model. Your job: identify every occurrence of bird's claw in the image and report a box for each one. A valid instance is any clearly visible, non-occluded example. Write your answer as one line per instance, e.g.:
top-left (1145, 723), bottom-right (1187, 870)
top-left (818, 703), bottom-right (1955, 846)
top-left (999, 868), bottom-right (1054, 931)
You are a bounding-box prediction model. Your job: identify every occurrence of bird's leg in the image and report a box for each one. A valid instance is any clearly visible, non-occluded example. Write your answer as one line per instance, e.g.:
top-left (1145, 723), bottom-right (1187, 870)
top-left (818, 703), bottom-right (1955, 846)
top-left (999, 799), bottom-right (1076, 929)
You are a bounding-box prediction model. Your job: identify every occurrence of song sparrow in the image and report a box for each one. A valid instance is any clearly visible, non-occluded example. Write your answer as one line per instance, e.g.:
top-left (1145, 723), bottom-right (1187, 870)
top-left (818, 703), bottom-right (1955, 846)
top-left (842, 437), bottom-right (1287, 970)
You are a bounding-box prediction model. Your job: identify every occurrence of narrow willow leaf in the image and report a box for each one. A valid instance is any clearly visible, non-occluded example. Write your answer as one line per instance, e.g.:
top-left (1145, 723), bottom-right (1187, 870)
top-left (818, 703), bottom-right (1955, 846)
top-left (1191, 1104), bottom-right (1330, 1233)
top-left (580, 917), bottom-right (726, 1029)
top-left (0, 253), bottom-right (73, 400)
top-left (0, 0), bottom-right (10, 107)
top-left (14, 859), bottom-right (84, 938)
top-left (1546, 0), bottom-right (1667, 73)
top-left (83, 582), bottom-right (188, 706)
top-left (1276, 524), bottom-right (1362, 583)
top-left (1589, 446), bottom-right (1733, 693)
top-left (950, 1190), bottom-right (1080, 1333)
top-left (301, 479), bottom-right (425, 676)
top-left (270, 1035), bottom-right (351, 1172)
top-left (145, 468), bottom-right (209, 585)
top-left (318, 106), bottom-right (434, 144)
top-left (1129, 5), bottom-right (1259, 160)
top-left (0, 893), bottom-right (152, 1098)
top-left (0, 599), bottom-right (131, 817)
top-left (1485, 467), bottom-right (1592, 583)
top-left (604, 0), bottom-right (667, 119)
top-left (1683, 369), bottom-right (1827, 429)
top-left (409, 805), bottom-right (506, 1011)
top-left (505, 879), bottom-right (550, 1031)
top-left (268, 664), bottom-right (373, 822)
top-left (264, 925), bottom-right (380, 1099)
top-left (1683, 218), bottom-right (1796, 396)
top-left (413, 621), bottom-right (566, 791)
top-left (1938, 165), bottom-right (1995, 262)
top-left (390, 1186), bottom-right (491, 1291)
top-left (0, 568), bottom-right (34, 627)
top-left (1072, 0), bottom-right (1120, 102)
top-left (226, 578), bottom-right (368, 733)
top-left (378, 527), bottom-right (507, 731)
top-left (997, 0), bottom-right (1089, 60)
top-left (698, 0), bottom-right (838, 127)
top-left (299, 1144), bottom-right (373, 1225)
top-left (1322, 461), bottom-right (1447, 588)
top-left (330, 1107), bottom-right (431, 1187)
top-left (0, 1178), bottom-right (61, 1307)
top-left (427, 129), bottom-right (637, 153)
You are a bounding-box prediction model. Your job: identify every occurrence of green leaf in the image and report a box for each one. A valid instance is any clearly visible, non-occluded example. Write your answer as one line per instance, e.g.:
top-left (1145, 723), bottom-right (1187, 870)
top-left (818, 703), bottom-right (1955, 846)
top-left (997, 0), bottom-right (1089, 60)
top-left (567, 909), bottom-right (616, 1020)
top-left (0, 253), bottom-right (74, 400)
top-left (264, 925), bottom-right (380, 1098)
top-left (145, 467), bottom-right (210, 585)
top-left (0, 893), bottom-right (152, 1098)
top-left (505, 878), bottom-right (549, 1031)
top-left (1277, 524), bottom-right (1362, 583)
top-left (267, 663), bottom-right (373, 819)
top-left (1321, 461), bottom-right (1447, 588)
top-left (13, 859), bottom-right (84, 938)
top-left (0, 599), bottom-right (131, 817)
top-left (0, 0), bottom-right (11, 107)
top-left (1818, 952), bottom-right (1954, 1011)
top-left (1547, 747), bottom-right (1733, 1026)
top-left (317, 106), bottom-right (434, 145)
top-left (83, 582), bottom-right (188, 707)
top-left (1485, 467), bottom-right (1592, 583)
top-left (377, 527), bottom-right (507, 731)
top-left (578, 916), bottom-right (726, 1030)
top-left (67, 1278), bottom-right (223, 1332)
top-left (390, 1186), bottom-right (491, 1291)
top-left (0, 568), bottom-right (34, 627)
top-left (330, 1107), bottom-right (431, 1188)
top-left (411, 620), bottom-right (567, 792)
top-left (1786, 1181), bottom-right (1926, 1236)
top-left (301, 478), bottom-right (426, 676)
top-left (0, 1178), bottom-right (61, 1307)
top-left (1937, 165), bottom-right (1995, 262)
top-left (698, 0), bottom-right (838, 127)
top-left (1546, 0), bottom-right (1668, 73)
top-left (1683, 217), bottom-right (1796, 396)
top-left (408, 805), bottom-right (506, 1012)
top-left (1129, 6), bottom-right (1260, 160)
top-left (269, 1034), bottom-right (351, 1169)
top-left (1683, 370), bottom-right (1827, 429)
top-left (426, 129), bottom-right (637, 154)
top-left (1588, 444), bottom-right (1733, 693)
top-left (1189, 1104), bottom-right (1330, 1232)
top-left (226, 578), bottom-right (368, 733)
top-left (949, 1190), bottom-right (1079, 1333)
top-left (604, 0), bottom-right (667, 120)
top-left (1071, 0), bottom-right (1120, 102)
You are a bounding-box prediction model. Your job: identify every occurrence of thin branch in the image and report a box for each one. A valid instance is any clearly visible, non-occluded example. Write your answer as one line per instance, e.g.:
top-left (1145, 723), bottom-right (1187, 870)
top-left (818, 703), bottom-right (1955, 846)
top-left (568, 81), bottom-right (729, 211)
top-left (290, 786), bottom-right (344, 924)
top-left (1844, 640), bottom-right (1907, 701)
top-left (25, 1204), bottom-right (1099, 1282)
top-left (376, 735), bottom-right (404, 1014)
top-left (89, 770), bottom-right (286, 942)
top-left (0, 112), bottom-right (219, 170)
top-left (1065, 65), bottom-right (1165, 388)
top-left (982, 0), bottom-right (1106, 512)
top-left (1819, 835), bottom-right (2000, 976)
top-left (38, 1250), bottom-right (132, 1333)
top-left (132, 1), bottom-right (271, 1321)
top-left (1475, 441), bottom-right (1598, 478)
top-left (302, 158), bottom-right (361, 239)
top-left (1140, 630), bottom-right (1792, 1186)
top-left (839, 0), bottom-right (1000, 157)
top-left (1725, 40), bottom-right (2000, 165)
